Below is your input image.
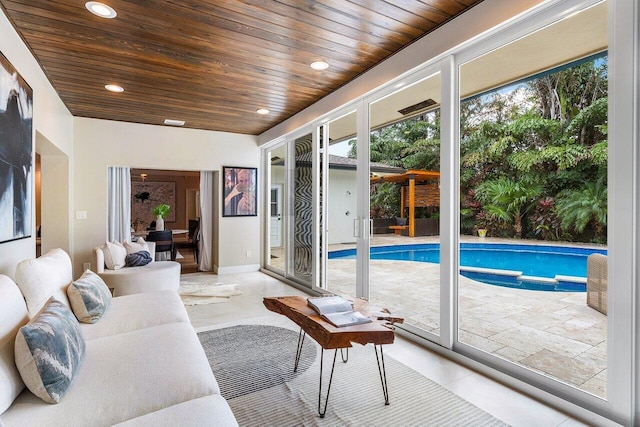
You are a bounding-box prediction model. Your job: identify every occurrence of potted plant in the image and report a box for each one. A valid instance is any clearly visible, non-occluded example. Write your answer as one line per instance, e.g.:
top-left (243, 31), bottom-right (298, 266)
top-left (152, 204), bottom-right (170, 231)
top-left (475, 211), bottom-right (488, 238)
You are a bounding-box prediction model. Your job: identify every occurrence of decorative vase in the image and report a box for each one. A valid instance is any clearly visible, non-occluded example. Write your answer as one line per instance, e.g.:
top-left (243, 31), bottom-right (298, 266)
top-left (477, 228), bottom-right (487, 238)
top-left (156, 215), bottom-right (165, 231)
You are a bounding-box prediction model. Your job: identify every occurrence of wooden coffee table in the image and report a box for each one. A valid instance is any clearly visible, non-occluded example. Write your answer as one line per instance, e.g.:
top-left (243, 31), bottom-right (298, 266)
top-left (263, 296), bottom-right (403, 417)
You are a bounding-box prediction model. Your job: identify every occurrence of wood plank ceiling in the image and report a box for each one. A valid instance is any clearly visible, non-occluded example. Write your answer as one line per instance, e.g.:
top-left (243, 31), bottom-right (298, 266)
top-left (0, 0), bottom-right (482, 135)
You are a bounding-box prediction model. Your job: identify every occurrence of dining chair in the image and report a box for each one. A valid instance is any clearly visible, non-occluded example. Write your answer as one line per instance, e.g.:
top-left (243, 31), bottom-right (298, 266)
top-left (146, 230), bottom-right (174, 261)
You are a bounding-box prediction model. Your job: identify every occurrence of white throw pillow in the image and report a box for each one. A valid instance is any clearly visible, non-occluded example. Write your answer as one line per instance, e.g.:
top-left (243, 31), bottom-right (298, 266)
top-left (123, 237), bottom-right (150, 256)
top-left (102, 241), bottom-right (126, 270)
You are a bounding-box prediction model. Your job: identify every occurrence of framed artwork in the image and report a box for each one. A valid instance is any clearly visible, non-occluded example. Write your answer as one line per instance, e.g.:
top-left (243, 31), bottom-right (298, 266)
top-left (0, 51), bottom-right (33, 244)
top-left (223, 166), bottom-right (257, 217)
top-left (131, 181), bottom-right (176, 229)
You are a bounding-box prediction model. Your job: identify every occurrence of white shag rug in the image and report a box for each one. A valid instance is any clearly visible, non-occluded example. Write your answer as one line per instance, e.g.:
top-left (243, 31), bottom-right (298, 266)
top-left (179, 281), bottom-right (242, 306)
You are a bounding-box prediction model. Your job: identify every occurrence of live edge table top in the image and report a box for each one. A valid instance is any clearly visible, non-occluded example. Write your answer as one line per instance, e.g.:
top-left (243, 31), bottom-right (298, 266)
top-left (263, 296), bottom-right (404, 350)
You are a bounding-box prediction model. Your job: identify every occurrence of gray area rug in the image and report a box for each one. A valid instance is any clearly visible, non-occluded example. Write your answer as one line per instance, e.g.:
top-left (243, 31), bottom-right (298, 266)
top-left (198, 325), bottom-right (316, 399)
top-left (199, 325), bottom-right (509, 426)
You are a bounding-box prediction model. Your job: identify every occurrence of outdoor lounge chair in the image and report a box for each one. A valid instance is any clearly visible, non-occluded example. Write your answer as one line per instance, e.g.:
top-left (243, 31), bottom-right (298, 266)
top-left (586, 253), bottom-right (607, 315)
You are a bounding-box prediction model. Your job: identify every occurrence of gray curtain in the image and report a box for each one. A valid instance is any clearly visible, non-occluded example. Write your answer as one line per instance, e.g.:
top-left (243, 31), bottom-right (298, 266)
top-left (199, 171), bottom-right (214, 271)
top-left (107, 167), bottom-right (131, 242)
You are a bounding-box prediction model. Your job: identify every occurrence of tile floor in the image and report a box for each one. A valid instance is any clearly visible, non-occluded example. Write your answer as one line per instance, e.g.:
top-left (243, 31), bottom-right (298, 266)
top-left (184, 270), bottom-right (617, 427)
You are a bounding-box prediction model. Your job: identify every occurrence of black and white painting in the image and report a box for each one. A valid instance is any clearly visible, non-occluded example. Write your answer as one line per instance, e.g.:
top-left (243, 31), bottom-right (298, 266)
top-left (0, 52), bottom-right (33, 243)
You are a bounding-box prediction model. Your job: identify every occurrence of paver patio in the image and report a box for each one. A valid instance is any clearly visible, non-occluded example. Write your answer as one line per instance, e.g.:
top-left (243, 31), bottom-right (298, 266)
top-left (269, 235), bottom-right (608, 398)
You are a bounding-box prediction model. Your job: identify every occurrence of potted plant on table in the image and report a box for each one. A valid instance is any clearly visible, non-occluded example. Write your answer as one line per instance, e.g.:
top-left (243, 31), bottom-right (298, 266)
top-left (152, 204), bottom-right (170, 231)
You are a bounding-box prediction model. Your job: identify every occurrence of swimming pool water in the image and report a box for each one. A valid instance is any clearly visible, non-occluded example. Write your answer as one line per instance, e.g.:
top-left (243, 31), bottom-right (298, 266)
top-left (329, 243), bottom-right (607, 291)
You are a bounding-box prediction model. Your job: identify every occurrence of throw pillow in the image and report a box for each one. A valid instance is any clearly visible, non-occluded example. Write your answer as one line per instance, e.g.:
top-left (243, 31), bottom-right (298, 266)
top-left (14, 297), bottom-right (86, 404)
top-left (67, 270), bottom-right (112, 323)
top-left (125, 250), bottom-right (152, 267)
top-left (102, 241), bottom-right (126, 270)
top-left (395, 217), bottom-right (407, 226)
top-left (123, 237), bottom-right (151, 256)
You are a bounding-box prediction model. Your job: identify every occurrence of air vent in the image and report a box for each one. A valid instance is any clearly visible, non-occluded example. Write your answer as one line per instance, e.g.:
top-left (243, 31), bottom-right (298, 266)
top-left (398, 99), bottom-right (437, 116)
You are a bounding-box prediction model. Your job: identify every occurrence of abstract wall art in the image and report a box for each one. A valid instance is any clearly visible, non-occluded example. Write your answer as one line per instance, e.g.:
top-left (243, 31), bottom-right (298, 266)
top-left (0, 51), bottom-right (33, 244)
top-left (131, 181), bottom-right (176, 228)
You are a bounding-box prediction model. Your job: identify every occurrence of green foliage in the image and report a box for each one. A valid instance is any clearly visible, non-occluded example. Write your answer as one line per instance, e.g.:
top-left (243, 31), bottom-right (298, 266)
top-left (152, 204), bottom-right (171, 219)
top-left (370, 182), bottom-right (401, 218)
top-left (365, 56), bottom-right (608, 243)
top-left (556, 180), bottom-right (607, 242)
top-left (476, 177), bottom-right (543, 238)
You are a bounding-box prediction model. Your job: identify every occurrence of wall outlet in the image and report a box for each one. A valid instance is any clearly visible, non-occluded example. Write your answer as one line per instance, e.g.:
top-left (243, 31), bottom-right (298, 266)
top-left (83, 262), bottom-right (91, 271)
top-left (246, 250), bottom-right (251, 258)
top-left (76, 211), bottom-right (87, 219)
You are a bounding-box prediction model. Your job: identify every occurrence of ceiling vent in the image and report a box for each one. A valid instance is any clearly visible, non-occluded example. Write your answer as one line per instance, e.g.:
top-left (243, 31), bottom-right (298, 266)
top-left (398, 99), bottom-right (437, 116)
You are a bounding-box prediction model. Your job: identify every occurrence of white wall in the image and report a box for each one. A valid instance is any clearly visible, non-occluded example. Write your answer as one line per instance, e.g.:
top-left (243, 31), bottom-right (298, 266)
top-left (328, 169), bottom-right (357, 245)
top-left (0, 8), bottom-right (73, 278)
top-left (73, 118), bottom-right (260, 275)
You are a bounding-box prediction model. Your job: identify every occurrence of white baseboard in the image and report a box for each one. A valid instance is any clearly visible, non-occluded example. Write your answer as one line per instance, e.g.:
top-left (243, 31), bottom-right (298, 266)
top-left (216, 264), bottom-right (260, 275)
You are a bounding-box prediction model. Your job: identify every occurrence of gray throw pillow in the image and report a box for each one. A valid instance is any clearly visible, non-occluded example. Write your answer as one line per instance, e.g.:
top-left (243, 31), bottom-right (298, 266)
top-left (125, 250), bottom-right (152, 267)
top-left (67, 270), bottom-right (112, 323)
top-left (14, 297), bottom-right (86, 403)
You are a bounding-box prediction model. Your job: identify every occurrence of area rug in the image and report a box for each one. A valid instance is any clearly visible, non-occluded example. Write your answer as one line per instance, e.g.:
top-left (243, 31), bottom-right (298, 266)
top-left (179, 282), bottom-right (242, 306)
top-left (199, 325), bottom-right (508, 426)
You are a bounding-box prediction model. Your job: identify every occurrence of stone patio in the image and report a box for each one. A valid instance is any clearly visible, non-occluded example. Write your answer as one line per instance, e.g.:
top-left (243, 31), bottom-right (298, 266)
top-left (268, 235), bottom-right (607, 398)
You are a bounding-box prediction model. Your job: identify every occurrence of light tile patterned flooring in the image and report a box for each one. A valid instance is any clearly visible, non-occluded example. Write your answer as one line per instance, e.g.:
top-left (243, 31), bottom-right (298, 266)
top-left (183, 270), bottom-right (613, 426)
top-left (270, 235), bottom-right (607, 399)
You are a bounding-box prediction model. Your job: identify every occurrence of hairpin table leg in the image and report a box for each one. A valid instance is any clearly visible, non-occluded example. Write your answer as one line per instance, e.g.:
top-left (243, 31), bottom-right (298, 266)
top-left (294, 328), bottom-right (306, 372)
top-left (318, 348), bottom-right (338, 418)
top-left (374, 344), bottom-right (390, 405)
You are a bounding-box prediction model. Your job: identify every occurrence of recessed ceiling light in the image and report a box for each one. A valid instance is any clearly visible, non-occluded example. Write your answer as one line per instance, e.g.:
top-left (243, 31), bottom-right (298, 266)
top-left (164, 119), bottom-right (185, 126)
top-left (310, 61), bottom-right (329, 71)
top-left (256, 108), bottom-right (270, 115)
top-left (85, 2), bottom-right (117, 18)
top-left (104, 84), bottom-right (124, 93)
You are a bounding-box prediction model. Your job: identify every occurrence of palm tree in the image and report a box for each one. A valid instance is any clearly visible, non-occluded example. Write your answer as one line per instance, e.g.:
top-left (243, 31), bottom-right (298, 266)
top-left (476, 177), bottom-right (543, 238)
top-left (556, 180), bottom-right (607, 242)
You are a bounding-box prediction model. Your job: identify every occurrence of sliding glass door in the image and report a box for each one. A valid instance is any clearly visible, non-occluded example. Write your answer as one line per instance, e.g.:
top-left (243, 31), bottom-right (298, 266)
top-left (366, 73), bottom-right (442, 338)
top-left (457, 0), bottom-right (608, 399)
top-left (262, 0), bottom-right (633, 420)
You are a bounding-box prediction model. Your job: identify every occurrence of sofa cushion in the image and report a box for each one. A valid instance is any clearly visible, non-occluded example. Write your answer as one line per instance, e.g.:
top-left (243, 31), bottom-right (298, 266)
top-left (15, 248), bottom-right (73, 317)
top-left (80, 290), bottom-right (189, 341)
top-left (14, 298), bottom-right (85, 404)
top-left (0, 275), bottom-right (29, 414)
top-left (3, 323), bottom-right (219, 426)
top-left (112, 395), bottom-right (238, 427)
top-left (67, 270), bottom-right (112, 324)
top-left (103, 241), bottom-right (127, 270)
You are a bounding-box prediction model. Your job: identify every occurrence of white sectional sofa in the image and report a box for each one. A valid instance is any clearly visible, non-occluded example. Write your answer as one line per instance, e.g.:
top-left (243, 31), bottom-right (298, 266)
top-left (94, 241), bottom-right (181, 296)
top-left (0, 249), bottom-right (237, 426)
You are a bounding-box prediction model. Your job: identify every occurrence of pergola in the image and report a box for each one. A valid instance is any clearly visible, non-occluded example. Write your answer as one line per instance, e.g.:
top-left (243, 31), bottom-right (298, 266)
top-left (370, 169), bottom-right (440, 237)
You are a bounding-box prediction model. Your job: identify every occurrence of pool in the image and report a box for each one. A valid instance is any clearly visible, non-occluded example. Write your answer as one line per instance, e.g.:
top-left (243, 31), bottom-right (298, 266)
top-left (329, 243), bottom-right (607, 291)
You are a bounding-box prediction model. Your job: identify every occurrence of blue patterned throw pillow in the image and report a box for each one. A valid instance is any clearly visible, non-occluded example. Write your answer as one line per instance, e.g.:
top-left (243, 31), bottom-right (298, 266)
top-left (14, 297), bottom-right (86, 403)
top-left (67, 269), bottom-right (112, 323)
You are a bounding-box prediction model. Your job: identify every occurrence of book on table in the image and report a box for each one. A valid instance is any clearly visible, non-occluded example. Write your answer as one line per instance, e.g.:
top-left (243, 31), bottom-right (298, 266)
top-left (307, 295), bottom-right (372, 327)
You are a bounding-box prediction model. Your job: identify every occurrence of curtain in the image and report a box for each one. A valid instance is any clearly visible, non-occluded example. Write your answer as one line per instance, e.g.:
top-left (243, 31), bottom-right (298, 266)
top-left (199, 171), bottom-right (214, 271)
top-left (107, 167), bottom-right (131, 242)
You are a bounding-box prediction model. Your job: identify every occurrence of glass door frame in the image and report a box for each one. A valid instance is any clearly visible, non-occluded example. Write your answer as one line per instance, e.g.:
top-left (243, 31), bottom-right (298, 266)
top-left (361, 59), bottom-right (454, 347)
top-left (451, 0), bottom-right (628, 420)
top-left (313, 103), bottom-right (366, 295)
